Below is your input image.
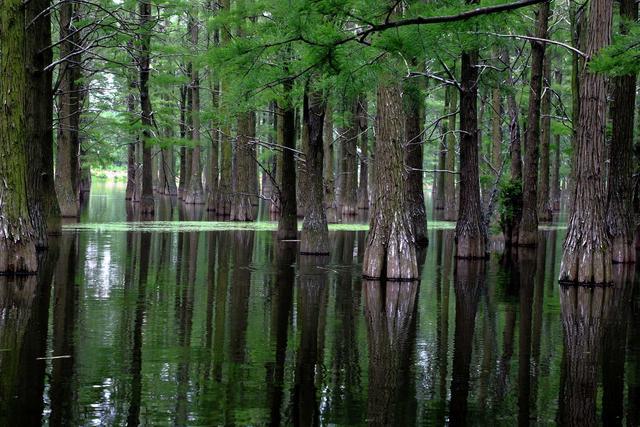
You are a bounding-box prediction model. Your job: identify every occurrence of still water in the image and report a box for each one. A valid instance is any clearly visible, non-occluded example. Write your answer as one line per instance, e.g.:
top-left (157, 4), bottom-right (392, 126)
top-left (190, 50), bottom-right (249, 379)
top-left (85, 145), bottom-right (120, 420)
top-left (1, 181), bottom-right (639, 426)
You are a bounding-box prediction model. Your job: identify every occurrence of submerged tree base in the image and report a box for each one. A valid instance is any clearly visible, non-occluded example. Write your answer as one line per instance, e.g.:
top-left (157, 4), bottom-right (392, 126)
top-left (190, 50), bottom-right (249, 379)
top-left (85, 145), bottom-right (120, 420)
top-left (0, 240), bottom-right (37, 274)
top-left (610, 236), bottom-right (636, 264)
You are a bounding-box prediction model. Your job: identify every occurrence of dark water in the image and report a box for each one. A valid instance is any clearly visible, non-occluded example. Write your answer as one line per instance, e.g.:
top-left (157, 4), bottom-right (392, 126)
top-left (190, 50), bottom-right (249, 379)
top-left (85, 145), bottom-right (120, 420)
top-left (1, 182), bottom-right (639, 426)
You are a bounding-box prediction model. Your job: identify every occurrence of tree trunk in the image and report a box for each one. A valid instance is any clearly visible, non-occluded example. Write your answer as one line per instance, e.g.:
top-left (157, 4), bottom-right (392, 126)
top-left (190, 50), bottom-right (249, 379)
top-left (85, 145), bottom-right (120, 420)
top-left (0, 0), bottom-right (38, 273)
top-left (435, 93), bottom-right (447, 213)
top-left (55, 0), bottom-right (82, 218)
top-left (551, 71), bottom-right (562, 213)
top-left (25, 0), bottom-right (60, 248)
top-left (323, 104), bottom-right (337, 219)
top-left (456, 23), bottom-right (486, 259)
top-left (231, 111), bottom-right (257, 220)
top-left (339, 100), bottom-right (358, 216)
top-left (216, 0), bottom-right (233, 215)
top-left (138, 0), bottom-right (155, 215)
top-left (538, 55), bottom-right (552, 221)
top-left (206, 21), bottom-right (220, 211)
top-left (518, 1), bottom-right (550, 246)
top-left (300, 87), bottom-right (329, 254)
top-left (362, 81), bottom-right (418, 281)
top-left (178, 85), bottom-right (188, 199)
top-left (184, 16), bottom-right (205, 205)
top-left (491, 87), bottom-right (503, 174)
top-left (357, 95), bottom-right (369, 211)
top-left (560, 0), bottom-right (613, 284)
top-left (606, 0), bottom-right (638, 264)
top-left (444, 84), bottom-right (458, 221)
top-left (276, 80), bottom-right (298, 240)
top-left (405, 79), bottom-right (428, 246)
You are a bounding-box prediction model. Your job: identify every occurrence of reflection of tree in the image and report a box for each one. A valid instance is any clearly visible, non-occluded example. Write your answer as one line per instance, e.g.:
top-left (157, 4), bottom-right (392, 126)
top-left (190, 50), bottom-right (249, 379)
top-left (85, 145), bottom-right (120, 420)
top-left (436, 231), bottom-right (454, 414)
top-left (558, 281), bottom-right (625, 427)
top-left (0, 247), bottom-right (57, 426)
top-left (49, 234), bottom-right (80, 426)
top-left (364, 280), bottom-right (419, 426)
top-left (265, 241), bottom-right (295, 426)
top-left (628, 267), bottom-right (640, 426)
top-left (291, 255), bottom-right (329, 427)
top-left (450, 260), bottom-right (484, 427)
top-left (517, 248), bottom-right (536, 425)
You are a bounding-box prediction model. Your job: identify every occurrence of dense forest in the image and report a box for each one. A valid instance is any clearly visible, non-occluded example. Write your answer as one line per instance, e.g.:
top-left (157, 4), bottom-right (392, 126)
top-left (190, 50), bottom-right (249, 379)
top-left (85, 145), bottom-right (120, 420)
top-left (0, 0), bottom-right (639, 284)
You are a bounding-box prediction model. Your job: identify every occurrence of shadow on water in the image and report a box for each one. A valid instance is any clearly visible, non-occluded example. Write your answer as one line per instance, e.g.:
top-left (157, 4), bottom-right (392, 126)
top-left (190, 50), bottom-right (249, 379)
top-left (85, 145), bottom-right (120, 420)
top-left (4, 183), bottom-right (640, 425)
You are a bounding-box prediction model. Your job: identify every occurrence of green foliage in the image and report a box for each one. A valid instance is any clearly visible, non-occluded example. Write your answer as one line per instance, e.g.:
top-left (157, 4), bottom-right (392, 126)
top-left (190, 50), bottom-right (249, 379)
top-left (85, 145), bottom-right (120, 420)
top-left (497, 177), bottom-right (522, 231)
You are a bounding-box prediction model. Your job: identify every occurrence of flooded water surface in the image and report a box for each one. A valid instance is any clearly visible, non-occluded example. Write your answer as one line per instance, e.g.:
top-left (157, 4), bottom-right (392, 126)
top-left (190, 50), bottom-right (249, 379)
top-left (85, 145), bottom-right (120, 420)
top-left (1, 182), bottom-right (639, 425)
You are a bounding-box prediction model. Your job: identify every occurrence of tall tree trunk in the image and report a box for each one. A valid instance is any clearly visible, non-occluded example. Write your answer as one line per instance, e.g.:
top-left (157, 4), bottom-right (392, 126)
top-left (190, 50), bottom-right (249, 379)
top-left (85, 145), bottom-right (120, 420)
top-left (357, 95), bottom-right (369, 211)
top-left (518, 1), bottom-right (550, 246)
top-left (491, 87), bottom-right (503, 174)
top-left (362, 81), bottom-right (418, 280)
top-left (560, 0), bottom-right (613, 284)
top-left (456, 14), bottom-right (486, 259)
top-left (25, 0), bottom-right (60, 247)
top-left (300, 88), bottom-right (329, 254)
top-left (138, 0), bottom-right (155, 215)
top-left (184, 15), bottom-right (205, 205)
top-left (550, 71), bottom-right (562, 212)
top-left (405, 79), bottom-right (428, 246)
top-left (216, 0), bottom-right (233, 215)
top-left (444, 84), bottom-right (458, 221)
top-left (55, 0), bottom-right (82, 218)
top-left (178, 85), bottom-right (188, 199)
top-left (538, 55), bottom-right (552, 222)
top-left (231, 111), bottom-right (257, 220)
top-left (435, 88), bottom-right (450, 213)
top-left (606, 0), bottom-right (638, 264)
top-left (323, 104), bottom-right (337, 218)
top-left (0, 0), bottom-right (38, 273)
top-left (339, 101), bottom-right (358, 216)
top-left (206, 13), bottom-right (220, 211)
top-left (276, 80), bottom-right (298, 240)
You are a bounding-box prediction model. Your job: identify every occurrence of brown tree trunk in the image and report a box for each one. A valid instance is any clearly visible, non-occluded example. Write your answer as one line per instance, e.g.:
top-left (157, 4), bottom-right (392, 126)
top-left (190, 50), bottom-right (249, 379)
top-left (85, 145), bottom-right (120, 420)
top-left (456, 20), bottom-right (486, 259)
top-left (357, 95), bottom-right (369, 211)
top-left (216, 0), bottom-right (233, 215)
top-left (55, 1), bottom-right (82, 218)
top-left (518, 1), bottom-right (550, 246)
top-left (231, 111), bottom-right (257, 220)
top-left (0, 0), bottom-right (38, 273)
top-left (560, 0), bottom-right (613, 284)
top-left (491, 87), bottom-right (503, 174)
top-left (300, 87), bottom-right (329, 254)
top-left (551, 70), bottom-right (562, 213)
top-left (276, 80), bottom-right (298, 240)
top-left (25, 0), bottom-right (60, 248)
top-left (444, 84), bottom-right (458, 221)
top-left (184, 16), bottom-right (205, 205)
top-left (323, 104), bottom-right (337, 220)
top-left (435, 89), bottom-right (450, 214)
top-left (338, 101), bottom-right (358, 216)
top-left (537, 55), bottom-right (552, 222)
top-left (606, 0), bottom-right (638, 264)
top-left (177, 85), bottom-right (188, 200)
top-left (206, 21), bottom-right (220, 211)
top-left (138, 0), bottom-right (155, 215)
top-left (405, 79), bottom-right (428, 246)
top-left (362, 81), bottom-right (418, 280)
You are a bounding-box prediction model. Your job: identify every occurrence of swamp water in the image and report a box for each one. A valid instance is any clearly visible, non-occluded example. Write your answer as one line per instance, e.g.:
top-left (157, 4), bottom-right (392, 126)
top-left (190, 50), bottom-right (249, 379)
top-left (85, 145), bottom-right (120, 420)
top-left (1, 181), bottom-right (639, 426)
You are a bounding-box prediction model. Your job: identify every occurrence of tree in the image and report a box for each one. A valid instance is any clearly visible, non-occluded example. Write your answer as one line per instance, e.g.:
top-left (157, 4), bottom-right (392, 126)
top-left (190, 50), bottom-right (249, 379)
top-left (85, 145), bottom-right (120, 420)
top-left (276, 80), bottom-right (298, 240)
top-left (606, 0), bottom-right (638, 264)
top-left (138, 0), bottom-right (155, 215)
top-left (356, 96), bottom-right (370, 211)
top-left (443, 84), bottom-right (458, 222)
top-left (338, 100), bottom-right (358, 216)
top-left (537, 55), bottom-right (552, 222)
top-left (559, 0), bottom-right (613, 284)
top-left (0, 0), bottom-right (38, 273)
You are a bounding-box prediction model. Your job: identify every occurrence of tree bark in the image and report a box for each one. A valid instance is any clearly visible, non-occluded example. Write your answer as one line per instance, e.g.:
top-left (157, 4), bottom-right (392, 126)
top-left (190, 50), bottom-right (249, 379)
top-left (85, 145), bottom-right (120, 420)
top-left (491, 87), bottom-right (503, 175)
top-left (405, 78), bottom-right (428, 246)
top-left (276, 80), bottom-right (298, 240)
top-left (559, 0), bottom-right (613, 284)
top-left (550, 71), bottom-right (562, 212)
top-left (362, 81), bottom-right (418, 280)
top-left (231, 111), bottom-right (257, 220)
top-left (0, 0), bottom-right (38, 273)
top-left (323, 104), bottom-right (337, 220)
top-left (357, 95), bottom-right (369, 211)
top-left (456, 19), bottom-right (486, 259)
top-left (338, 101), bottom-right (358, 216)
top-left (537, 55), bottom-right (552, 222)
top-left (55, 0), bottom-right (82, 218)
top-left (300, 87), bottom-right (329, 254)
top-left (177, 85), bottom-right (188, 200)
top-left (206, 19), bottom-right (220, 210)
top-left (216, 0), bottom-right (233, 215)
top-left (606, 0), bottom-right (638, 264)
top-left (25, 0), bottom-right (60, 248)
top-left (444, 84), bottom-right (458, 221)
top-left (518, 1), bottom-right (550, 246)
top-left (138, 0), bottom-right (155, 215)
top-left (184, 15), bottom-right (205, 205)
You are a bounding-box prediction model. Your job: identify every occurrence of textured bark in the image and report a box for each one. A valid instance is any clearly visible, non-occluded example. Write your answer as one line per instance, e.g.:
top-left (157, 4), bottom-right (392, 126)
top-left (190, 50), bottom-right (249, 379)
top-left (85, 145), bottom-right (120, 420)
top-left (0, 0), bottom-right (38, 273)
top-left (444, 85), bottom-right (458, 221)
top-left (560, 0), bottom-right (613, 284)
top-left (491, 88), bottom-right (503, 174)
top-left (606, 0), bottom-right (638, 264)
top-left (323, 105), bottom-right (337, 218)
top-left (362, 81), bottom-right (418, 280)
top-left (138, 0), bottom-right (155, 215)
top-left (231, 111), bottom-right (257, 220)
top-left (55, 1), bottom-right (82, 218)
top-left (25, 0), bottom-right (60, 247)
top-left (435, 93), bottom-right (448, 212)
top-left (356, 96), bottom-right (369, 210)
top-left (550, 72), bottom-right (562, 212)
top-left (206, 22), bottom-right (220, 211)
top-left (404, 79), bottom-right (428, 246)
top-left (276, 80), bottom-right (298, 240)
top-left (456, 28), bottom-right (486, 259)
top-left (364, 280), bottom-right (418, 426)
top-left (339, 100), bottom-right (358, 216)
top-left (518, 1), bottom-right (550, 246)
top-left (537, 55), bottom-right (552, 222)
top-left (300, 88), bottom-right (329, 254)
top-left (184, 17), bottom-right (205, 205)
